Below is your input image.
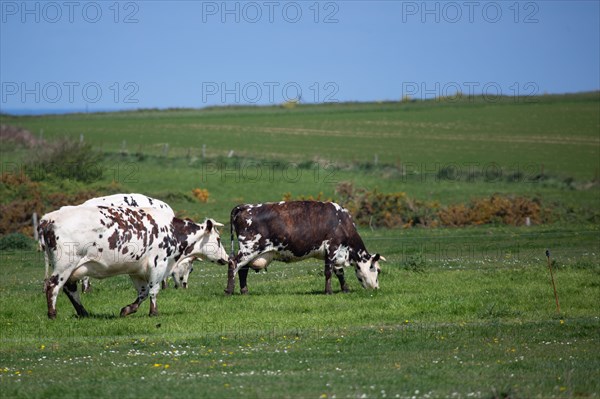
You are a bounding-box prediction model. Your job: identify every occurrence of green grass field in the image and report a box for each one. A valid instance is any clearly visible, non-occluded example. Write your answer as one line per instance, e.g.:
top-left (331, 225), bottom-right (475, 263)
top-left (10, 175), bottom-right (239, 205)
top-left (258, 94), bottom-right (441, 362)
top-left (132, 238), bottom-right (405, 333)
top-left (1, 93), bottom-right (599, 398)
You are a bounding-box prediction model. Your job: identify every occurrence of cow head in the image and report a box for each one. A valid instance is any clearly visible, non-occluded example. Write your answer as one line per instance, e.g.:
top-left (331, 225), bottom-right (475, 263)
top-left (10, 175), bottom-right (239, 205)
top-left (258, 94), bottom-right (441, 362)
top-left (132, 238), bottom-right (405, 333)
top-left (355, 253), bottom-right (385, 289)
top-left (187, 219), bottom-right (229, 265)
top-left (171, 258), bottom-right (194, 289)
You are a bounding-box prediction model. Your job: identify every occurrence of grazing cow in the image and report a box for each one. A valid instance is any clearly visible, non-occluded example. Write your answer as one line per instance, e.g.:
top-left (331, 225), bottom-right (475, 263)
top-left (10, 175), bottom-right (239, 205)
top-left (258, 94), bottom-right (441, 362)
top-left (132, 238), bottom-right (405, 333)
top-left (38, 205), bottom-right (228, 319)
top-left (79, 194), bottom-right (195, 290)
top-left (226, 201), bottom-right (385, 295)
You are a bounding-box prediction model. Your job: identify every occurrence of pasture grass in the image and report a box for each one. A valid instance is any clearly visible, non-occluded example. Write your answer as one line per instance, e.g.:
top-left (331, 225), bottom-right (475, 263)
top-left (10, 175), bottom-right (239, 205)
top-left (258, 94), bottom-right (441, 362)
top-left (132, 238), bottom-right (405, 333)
top-left (1, 226), bottom-right (598, 398)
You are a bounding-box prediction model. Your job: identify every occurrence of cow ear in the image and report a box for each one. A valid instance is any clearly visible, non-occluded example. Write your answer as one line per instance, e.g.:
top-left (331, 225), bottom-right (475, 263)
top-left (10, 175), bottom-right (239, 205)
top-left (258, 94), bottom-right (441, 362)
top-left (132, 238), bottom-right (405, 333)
top-left (210, 219), bottom-right (225, 228)
top-left (373, 254), bottom-right (386, 262)
top-left (205, 219), bottom-right (214, 233)
top-left (204, 218), bottom-right (224, 233)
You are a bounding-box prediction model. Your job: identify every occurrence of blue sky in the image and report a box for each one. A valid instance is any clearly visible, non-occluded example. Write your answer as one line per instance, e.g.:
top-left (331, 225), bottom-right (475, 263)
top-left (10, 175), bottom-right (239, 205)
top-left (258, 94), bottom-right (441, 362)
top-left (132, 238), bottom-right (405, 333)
top-left (1, 1), bottom-right (599, 113)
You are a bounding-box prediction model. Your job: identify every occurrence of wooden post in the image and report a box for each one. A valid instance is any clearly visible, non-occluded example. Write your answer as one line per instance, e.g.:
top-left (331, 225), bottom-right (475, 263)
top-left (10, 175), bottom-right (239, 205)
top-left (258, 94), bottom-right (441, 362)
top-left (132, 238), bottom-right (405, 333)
top-left (162, 143), bottom-right (169, 157)
top-left (202, 144), bottom-right (206, 159)
top-left (32, 212), bottom-right (39, 241)
top-left (546, 250), bottom-right (560, 314)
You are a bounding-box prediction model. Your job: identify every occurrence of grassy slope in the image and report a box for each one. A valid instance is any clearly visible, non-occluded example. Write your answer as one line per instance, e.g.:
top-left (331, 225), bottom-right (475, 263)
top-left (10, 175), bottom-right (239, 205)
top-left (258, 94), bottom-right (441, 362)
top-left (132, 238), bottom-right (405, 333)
top-left (1, 93), bottom-right (599, 398)
top-left (0, 230), bottom-right (598, 398)
top-left (2, 93), bottom-right (599, 179)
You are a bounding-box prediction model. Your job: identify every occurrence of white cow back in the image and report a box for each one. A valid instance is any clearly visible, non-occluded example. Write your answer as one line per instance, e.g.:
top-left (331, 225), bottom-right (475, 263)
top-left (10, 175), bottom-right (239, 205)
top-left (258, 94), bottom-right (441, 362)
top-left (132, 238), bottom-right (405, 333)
top-left (81, 194), bottom-right (174, 216)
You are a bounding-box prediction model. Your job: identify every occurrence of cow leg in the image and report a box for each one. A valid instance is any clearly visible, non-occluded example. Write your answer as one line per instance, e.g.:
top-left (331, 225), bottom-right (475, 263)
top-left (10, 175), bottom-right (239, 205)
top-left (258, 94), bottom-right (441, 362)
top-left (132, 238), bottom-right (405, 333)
top-left (324, 261), bottom-right (334, 295)
top-left (44, 275), bottom-right (60, 319)
top-left (225, 259), bottom-right (238, 295)
top-left (238, 266), bottom-right (250, 295)
top-left (334, 267), bottom-right (350, 293)
top-left (120, 276), bottom-right (149, 317)
top-left (44, 270), bottom-right (74, 319)
top-left (148, 282), bottom-right (161, 317)
top-left (225, 254), bottom-right (257, 295)
top-left (81, 277), bottom-right (91, 293)
top-left (63, 280), bottom-right (89, 317)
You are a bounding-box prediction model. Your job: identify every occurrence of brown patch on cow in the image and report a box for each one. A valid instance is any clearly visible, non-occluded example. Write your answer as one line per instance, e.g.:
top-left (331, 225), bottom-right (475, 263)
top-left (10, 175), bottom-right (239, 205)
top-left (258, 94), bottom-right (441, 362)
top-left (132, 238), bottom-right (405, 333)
top-left (169, 218), bottom-right (202, 261)
top-left (38, 219), bottom-right (57, 250)
top-left (107, 230), bottom-right (119, 250)
top-left (99, 207), bottom-right (162, 254)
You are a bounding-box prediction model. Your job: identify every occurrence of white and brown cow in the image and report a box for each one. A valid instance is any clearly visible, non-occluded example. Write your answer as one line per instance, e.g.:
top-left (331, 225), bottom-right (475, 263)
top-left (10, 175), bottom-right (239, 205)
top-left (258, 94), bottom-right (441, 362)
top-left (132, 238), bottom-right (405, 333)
top-left (226, 201), bottom-right (385, 295)
top-left (38, 205), bottom-right (228, 319)
top-left (79, 194), bottom-right (195, 290)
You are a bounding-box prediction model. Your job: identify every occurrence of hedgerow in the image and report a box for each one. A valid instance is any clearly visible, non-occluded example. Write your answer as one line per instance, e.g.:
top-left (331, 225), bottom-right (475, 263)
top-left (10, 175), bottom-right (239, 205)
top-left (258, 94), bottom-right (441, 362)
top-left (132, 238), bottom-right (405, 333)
top-left (333, 182), bottom-right (551, 228)
top-left (0, 172), bottom-right (122, 237)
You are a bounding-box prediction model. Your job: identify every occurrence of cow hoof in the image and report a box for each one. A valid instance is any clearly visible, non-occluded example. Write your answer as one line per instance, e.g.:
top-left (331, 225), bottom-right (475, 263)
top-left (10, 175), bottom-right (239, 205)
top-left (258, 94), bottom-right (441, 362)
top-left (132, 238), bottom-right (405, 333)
top-left (342, 286), bottom-right (350, 293)
top-left (240, 287), bottom-right (249, 295)
top-left (78, 310), bottom-right (90, 318)
top-left (324, 290), bottom-right (333, 295)
top-left (47, 311), bottom-right (57, 320)
top-left (120, 307), bottom-right (132, 317)
top-left (224, 289), bottom-right (233, 296)
top-left (149, 311), bottom-right (159, 317)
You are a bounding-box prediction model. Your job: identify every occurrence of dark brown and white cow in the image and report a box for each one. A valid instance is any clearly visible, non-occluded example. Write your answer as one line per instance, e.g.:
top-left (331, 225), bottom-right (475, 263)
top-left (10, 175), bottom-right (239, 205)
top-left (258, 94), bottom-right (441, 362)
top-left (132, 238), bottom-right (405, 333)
top-left (38, 205), bottom-right (228, 319)
top-left (226, 201), bottom-right (385, 295)
top-left (79, 194), bottom-right (195, 290)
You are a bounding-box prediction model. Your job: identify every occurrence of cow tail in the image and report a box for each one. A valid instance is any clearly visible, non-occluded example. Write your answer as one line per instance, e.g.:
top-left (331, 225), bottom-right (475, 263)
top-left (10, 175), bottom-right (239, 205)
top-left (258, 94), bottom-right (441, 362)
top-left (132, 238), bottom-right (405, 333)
top-left (38, 219), bottom-right (56, 279)
top-left (229, 206), bottom-right (240, 258)
top-left (230, 211), bottom-right (235, 257)
top-left (38, 220), bottom-right (54, 280)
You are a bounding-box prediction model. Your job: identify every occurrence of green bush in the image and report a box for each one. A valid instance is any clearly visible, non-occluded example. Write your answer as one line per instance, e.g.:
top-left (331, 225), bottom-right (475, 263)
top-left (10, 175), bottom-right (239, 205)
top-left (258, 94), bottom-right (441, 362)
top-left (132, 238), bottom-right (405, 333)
top-left (26, 138), bottom-right (103, 183)
top-left (0, 232), bottom-right (35, 250)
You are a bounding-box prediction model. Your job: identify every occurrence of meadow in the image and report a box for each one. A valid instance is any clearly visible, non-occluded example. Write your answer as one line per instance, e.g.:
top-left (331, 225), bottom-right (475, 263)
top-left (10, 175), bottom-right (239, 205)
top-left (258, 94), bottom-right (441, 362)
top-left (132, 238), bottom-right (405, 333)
top-left (0, 93), bottom-right (599, 398)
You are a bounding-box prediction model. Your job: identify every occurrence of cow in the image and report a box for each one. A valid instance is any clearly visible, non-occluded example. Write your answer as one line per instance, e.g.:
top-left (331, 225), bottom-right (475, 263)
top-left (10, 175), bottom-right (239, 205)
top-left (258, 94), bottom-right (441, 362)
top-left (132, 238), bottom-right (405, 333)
top-left (225, 201), bottom-right (385, 295)
top-left (78, 194), bottom-right (195, 291)
top-left (38, 205), bottom-right (228, 319)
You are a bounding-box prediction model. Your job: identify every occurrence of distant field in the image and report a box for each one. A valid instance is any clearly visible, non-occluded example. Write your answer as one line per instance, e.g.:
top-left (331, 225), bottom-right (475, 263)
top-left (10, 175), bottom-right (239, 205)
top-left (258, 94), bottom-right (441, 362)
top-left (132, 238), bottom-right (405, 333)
top-left (1, 93), bottom-right (599, 398)
top-left (2, 92), bottom-right (599, 179)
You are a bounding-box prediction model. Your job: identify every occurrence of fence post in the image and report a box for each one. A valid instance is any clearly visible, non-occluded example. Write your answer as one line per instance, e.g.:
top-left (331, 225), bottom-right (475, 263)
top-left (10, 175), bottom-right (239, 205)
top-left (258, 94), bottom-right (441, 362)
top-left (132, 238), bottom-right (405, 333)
top-left (32, 212), bottom-right (39, 241)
